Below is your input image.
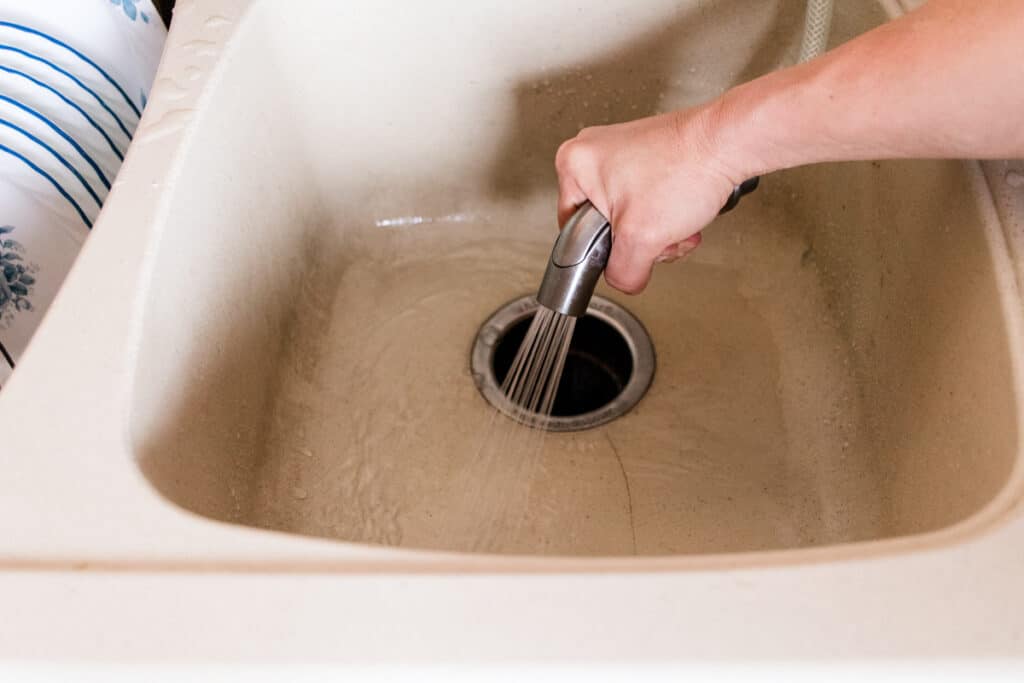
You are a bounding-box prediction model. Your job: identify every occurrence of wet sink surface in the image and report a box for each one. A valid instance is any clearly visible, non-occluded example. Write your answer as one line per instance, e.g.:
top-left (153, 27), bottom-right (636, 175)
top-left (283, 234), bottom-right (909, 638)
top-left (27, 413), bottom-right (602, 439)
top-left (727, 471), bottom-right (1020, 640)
top-left (3, 0), bottom-right (1024, 669)
top-left (128, 0), bottom-right (1017, 557)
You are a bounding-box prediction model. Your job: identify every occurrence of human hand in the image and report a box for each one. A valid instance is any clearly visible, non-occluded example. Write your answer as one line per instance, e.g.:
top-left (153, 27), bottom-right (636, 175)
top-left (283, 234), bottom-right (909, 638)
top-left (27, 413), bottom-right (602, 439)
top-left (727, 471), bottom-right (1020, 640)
top-left (554, 105), bottom-right (742, 293)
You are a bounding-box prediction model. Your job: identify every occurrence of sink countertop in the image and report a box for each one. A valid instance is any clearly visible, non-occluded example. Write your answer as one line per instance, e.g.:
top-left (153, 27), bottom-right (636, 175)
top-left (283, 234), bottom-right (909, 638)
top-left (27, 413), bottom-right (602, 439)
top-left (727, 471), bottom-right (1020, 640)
top-left (1, 0), bottom-right (1023, 672)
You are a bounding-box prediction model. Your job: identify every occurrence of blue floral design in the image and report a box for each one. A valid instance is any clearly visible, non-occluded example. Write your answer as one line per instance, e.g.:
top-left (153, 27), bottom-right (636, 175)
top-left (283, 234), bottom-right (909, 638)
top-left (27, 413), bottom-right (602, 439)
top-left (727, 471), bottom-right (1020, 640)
top-left (0, 226), bottom-right (38, 326)
top-left (110, 0), bottom-right (151, 24)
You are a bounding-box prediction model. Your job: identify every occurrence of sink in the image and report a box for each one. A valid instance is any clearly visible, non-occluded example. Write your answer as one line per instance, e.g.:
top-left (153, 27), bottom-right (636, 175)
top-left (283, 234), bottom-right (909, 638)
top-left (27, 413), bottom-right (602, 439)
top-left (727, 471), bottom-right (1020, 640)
top-left (1, 0), bottom-right (1024, 668)
top-left (129, 0), bottom-right (1015, 556)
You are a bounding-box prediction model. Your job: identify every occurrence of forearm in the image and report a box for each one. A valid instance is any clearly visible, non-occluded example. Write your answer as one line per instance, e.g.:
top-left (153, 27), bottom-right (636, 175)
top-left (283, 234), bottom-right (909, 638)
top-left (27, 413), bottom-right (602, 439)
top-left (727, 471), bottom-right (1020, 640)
top-left (709, 0), bottom-right (1024, 181)
top-left (553, 0), bottom-right (1024, 293)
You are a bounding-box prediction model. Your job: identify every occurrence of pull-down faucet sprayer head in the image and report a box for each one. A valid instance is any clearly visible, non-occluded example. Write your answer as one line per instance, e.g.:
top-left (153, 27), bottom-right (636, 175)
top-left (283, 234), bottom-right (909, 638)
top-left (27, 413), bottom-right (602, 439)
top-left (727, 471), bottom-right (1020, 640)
top-left (536, 201), bottom-right (611, 317)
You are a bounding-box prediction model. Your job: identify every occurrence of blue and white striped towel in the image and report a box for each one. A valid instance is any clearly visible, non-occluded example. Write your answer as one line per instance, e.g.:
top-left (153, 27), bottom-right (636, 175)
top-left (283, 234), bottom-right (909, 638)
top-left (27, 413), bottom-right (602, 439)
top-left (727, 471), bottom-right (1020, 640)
top-left (0, 0), bottom-right (165, 386)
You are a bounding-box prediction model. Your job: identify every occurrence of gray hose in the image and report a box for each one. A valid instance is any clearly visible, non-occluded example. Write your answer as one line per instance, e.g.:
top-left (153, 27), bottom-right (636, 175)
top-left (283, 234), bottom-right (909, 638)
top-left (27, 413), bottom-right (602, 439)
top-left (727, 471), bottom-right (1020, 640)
top-left (798, 0), bottom-right (835, 62)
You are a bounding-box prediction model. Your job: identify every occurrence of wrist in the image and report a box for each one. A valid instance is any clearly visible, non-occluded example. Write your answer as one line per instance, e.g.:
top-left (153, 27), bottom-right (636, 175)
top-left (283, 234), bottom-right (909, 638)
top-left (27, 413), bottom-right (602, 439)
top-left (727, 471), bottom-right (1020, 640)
top-left (665, 99), bottom-right (751, 193)
top-left (704, 63), bottom-right (828, 181)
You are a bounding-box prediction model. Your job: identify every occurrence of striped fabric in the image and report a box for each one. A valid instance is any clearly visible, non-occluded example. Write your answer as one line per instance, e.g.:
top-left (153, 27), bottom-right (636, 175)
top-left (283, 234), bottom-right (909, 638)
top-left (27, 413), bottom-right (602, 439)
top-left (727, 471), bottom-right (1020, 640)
top-left (0, 1), bottom-right (165, 387)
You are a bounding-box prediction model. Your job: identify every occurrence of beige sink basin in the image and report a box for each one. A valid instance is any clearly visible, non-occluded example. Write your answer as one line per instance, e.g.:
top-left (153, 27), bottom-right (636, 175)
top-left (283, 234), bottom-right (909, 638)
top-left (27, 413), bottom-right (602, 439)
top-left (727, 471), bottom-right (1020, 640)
top-left (131, 0), bottom-right (1015, 557)
top-left (1, 0), bottom-right (1024, 669)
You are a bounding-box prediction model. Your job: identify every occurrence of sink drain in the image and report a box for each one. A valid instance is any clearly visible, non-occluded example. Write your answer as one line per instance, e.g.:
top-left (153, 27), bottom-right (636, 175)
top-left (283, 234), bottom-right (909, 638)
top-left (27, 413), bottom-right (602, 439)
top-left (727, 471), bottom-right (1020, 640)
top-left (471, 295), bottom-right (655, 431)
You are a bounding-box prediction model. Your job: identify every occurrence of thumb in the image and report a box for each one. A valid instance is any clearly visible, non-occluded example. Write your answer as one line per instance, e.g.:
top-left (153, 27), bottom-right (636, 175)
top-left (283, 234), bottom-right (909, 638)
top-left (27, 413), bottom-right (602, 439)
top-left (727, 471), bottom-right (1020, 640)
top-left (556, 170), bottom-right (588, 228)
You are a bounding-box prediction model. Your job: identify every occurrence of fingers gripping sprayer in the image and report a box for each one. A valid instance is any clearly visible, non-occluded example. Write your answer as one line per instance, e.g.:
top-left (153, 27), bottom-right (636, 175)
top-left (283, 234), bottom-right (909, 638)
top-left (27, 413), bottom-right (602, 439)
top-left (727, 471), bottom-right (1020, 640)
top-left (499, 177), bottom-right (760, 420)
top-left (536, 177), bottom-right (760, 316)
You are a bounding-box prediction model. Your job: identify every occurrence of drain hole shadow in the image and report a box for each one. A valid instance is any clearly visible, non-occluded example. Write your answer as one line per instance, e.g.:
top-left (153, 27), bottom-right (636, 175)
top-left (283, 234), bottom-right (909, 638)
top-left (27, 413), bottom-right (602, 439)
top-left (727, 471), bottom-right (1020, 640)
top-left (492, 313), bottom-right (633, 416)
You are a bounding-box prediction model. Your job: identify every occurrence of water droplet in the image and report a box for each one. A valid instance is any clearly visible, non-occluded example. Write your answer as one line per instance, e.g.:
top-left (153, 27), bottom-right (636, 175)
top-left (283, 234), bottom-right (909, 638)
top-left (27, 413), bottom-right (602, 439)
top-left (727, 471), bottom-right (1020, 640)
top-left (203, 15), bottom-right (232, 29)
top-left (1006, 170), bottom-right (1024, 188)
top-left (180, 39), bottom-right (218, 58)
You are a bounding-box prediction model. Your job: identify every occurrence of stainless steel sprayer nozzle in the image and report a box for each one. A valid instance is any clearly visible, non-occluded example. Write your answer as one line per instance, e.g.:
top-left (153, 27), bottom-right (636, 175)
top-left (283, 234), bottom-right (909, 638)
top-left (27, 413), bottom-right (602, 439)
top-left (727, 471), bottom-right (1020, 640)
top-left (536, 201), bottom-right (611, 317)
top-left (535, 177), bottom-right (761, 317)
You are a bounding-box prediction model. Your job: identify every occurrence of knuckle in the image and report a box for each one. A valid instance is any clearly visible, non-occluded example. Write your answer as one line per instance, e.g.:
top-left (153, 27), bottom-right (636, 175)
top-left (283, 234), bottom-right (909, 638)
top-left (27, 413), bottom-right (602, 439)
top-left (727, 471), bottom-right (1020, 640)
top-left (555, 137), bottom-right (592, 174)
top-left (554, 139), bottom-right (576, 172)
